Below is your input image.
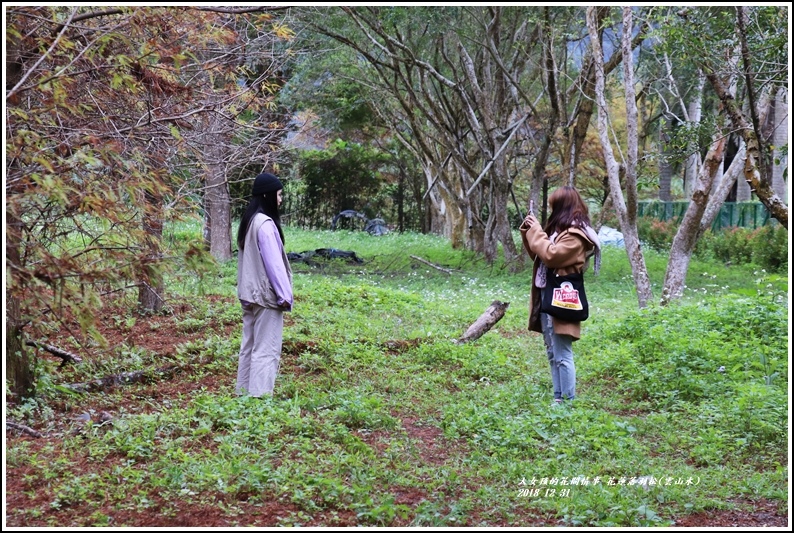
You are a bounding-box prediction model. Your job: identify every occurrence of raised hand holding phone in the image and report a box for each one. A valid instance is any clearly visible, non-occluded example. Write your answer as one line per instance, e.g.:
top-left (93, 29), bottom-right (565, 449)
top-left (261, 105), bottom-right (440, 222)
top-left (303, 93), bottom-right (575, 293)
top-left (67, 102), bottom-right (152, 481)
top-left (523, 200), bottom-right (536, 228)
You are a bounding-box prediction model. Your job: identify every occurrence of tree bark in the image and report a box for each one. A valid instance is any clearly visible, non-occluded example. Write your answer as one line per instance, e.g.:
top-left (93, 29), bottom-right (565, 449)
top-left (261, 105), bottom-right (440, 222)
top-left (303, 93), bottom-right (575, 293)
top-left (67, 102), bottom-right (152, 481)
top-left (6, 297), bottom-right (34, 400)
top-left (658, 112), bottom-right (675, 202)
top-left (66, 365), bottom-right (181, 393)
top-left (770, 87), bottom-right (788, 200)
top-left (683, 73), bottom-right (705, 199)
top-left (138, 190), bottom-right (166, 313)
top-left (661, 135), bottom-right (727, 305)
top-left (700, 142), bottom-right (747, 233)
top-left (410, 255), bottom-right (452, 274)
top-left (6, 421), bottom-right (42, 438)
top-left (561, 9), bottom-right (649, 184)
top-left (25, 341), bottom-right (83, 366)
top-left (5, 228), bottom-right (35, 399)
top-left (528, 9), bottom-right (560, 212)
top-left (203, 112), bottom-right (233, 261)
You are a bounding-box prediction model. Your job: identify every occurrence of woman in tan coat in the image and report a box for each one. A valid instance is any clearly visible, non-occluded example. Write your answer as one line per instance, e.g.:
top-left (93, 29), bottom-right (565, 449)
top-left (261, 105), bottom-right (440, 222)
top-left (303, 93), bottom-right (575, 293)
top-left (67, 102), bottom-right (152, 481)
top-left (520, 186), bottom-right (600, 403)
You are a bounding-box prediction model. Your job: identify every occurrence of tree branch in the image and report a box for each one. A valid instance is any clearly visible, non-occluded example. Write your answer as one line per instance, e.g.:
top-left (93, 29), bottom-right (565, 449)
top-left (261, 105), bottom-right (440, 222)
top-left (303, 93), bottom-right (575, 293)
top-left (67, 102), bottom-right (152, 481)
top-left (26, 341), bottom-right (83, 367)
top-left (194, 6), bottom-right (290, 14)
top-left (410, 255), bottom-right (453, 274)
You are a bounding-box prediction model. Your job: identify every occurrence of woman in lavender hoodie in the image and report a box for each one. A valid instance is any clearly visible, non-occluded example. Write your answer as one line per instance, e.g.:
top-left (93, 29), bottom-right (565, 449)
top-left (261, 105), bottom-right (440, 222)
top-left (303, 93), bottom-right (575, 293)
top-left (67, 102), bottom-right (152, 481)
top-left (235, 172), bottom-right (293, 397)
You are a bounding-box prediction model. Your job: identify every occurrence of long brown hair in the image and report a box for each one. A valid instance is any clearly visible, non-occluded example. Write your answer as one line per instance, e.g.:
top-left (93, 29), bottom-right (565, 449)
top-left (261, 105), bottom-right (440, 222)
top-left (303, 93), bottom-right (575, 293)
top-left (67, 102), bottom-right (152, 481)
top-left (543, 186), bottom-right (591, 235)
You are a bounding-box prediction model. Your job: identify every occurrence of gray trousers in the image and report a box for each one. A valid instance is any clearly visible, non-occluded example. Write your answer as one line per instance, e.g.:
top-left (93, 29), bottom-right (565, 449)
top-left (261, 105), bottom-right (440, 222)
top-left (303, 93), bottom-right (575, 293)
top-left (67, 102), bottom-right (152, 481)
top-left (541, 312), bottom-right (576, 400)
top-left (237, 303), bottom-right (284, 397)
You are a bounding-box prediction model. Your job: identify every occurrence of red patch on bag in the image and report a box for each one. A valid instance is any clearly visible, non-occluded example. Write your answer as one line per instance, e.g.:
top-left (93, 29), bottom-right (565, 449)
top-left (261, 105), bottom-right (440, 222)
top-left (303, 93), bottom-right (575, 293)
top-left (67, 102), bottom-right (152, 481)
top-left (551, 281), bottom-right (583, 310)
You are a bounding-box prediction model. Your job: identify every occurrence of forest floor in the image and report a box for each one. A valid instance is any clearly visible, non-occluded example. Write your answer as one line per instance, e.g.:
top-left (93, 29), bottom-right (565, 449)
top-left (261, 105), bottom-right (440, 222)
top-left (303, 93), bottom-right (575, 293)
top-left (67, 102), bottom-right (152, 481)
top-left (5, 297), bottom-right (789, 528)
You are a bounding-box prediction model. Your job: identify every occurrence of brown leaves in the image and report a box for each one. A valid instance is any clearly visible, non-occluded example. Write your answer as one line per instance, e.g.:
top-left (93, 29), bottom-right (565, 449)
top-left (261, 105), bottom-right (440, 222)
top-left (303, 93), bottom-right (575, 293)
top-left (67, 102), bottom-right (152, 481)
top-left (131, 61), bottom-right (191, 97)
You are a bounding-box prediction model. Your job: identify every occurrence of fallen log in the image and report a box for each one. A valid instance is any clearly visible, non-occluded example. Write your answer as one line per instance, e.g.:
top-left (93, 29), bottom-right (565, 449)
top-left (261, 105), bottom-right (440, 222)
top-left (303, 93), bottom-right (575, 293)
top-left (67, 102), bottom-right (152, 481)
top-left (6, 421), bottom-right (43, 438)
top-left (65, 365), bottom-right (181, 393)
top-left (455, 300), bottom-right (510, 344)
top-left (26, 341), bottom-right (83, 367)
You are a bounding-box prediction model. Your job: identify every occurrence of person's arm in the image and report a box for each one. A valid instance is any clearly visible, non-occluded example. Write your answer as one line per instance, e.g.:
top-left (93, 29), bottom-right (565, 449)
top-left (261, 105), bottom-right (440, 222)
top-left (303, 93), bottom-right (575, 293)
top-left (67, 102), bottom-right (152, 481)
top-left (257, 220), bottom-right (293, 310)
top-left (519, 214), bottom-right (538, 260)
top-left (526, 225), bottom-right (583, 270)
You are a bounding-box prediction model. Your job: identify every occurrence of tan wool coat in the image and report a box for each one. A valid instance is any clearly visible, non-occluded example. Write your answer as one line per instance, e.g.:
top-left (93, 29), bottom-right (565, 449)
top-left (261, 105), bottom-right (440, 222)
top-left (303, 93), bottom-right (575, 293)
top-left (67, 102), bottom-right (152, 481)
top-left (520, 221), bottom-right (596, 340)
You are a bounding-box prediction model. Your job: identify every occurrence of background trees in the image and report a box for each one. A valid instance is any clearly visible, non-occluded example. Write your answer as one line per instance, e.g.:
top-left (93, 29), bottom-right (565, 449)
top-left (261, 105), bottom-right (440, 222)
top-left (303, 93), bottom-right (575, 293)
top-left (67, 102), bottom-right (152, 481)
top-left (5, 5), bottom-right (788, 398)
top-left (5, 6), bottom-right (292, 397)
top-left (585, 6), bottom-right (788, 308)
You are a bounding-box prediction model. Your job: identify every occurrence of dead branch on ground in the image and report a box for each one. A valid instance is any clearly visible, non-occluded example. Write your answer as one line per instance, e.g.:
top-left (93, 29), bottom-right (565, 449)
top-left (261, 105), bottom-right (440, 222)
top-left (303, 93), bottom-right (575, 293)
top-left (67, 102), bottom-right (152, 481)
top-left (6, 421), bottom-right (43, 438)
top-left (26, 341), bottom-right (83, 367)
top-left (410, 255), bottom-right (453, 274)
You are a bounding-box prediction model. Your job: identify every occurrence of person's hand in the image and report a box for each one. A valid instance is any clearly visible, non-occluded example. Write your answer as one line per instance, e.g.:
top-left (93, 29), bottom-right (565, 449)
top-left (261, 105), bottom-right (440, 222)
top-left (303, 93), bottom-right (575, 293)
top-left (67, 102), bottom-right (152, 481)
top-left (523, 214), bottom-right (539, 229)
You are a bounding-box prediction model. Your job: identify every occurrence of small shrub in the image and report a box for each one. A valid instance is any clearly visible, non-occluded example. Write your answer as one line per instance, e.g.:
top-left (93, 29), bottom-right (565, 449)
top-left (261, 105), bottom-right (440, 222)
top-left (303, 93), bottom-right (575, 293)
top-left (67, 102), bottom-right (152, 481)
top-left (709, 227), bottom-right (756, 265)
top-left (751, 224), bottom-right (788, 272)
top-left (637, 217), bottom-right (678, 252)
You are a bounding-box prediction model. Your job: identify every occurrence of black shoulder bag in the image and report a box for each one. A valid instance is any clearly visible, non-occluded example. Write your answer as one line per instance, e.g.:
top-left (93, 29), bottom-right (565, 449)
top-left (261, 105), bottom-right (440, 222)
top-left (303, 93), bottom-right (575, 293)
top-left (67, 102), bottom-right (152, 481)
top-left (541, 270), bottom-right (589, 322)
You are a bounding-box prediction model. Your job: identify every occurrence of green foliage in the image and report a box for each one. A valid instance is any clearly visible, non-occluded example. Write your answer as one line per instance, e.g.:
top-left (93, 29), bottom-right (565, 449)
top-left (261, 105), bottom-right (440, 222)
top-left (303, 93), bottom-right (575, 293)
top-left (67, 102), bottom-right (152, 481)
top-left (635, 214), bottom-right (788, 273)
top-left (699, 226), bottom-right (788, 272)
top-left (295, 140), bottom-right (391, 227)
top-left (6, 5), bottom-right (292, 398)
top-left (749, 225), bottom-right (789, 272)
top-left (707, 227), bottom-right (757, 265)
top-left (278, 16), bottom-right (379, 132)
top-left (661, 115), bottom-right (719, 167)
top-left (636, 217), bottom-right (678, 252)
top-left (581, 295), bottom-right (788, 459)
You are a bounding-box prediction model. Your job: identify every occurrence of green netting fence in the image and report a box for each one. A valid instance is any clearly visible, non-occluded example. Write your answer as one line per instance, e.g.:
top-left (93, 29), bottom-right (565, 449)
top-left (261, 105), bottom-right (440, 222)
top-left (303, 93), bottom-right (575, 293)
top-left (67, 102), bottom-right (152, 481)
top-left (637, 201), bottom-right (774, 231)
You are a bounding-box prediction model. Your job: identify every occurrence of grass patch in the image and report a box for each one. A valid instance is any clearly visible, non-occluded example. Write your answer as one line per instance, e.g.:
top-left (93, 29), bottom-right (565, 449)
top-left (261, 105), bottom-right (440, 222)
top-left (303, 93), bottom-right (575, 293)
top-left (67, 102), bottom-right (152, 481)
top-left (5, 224), bottom-right (788, 527)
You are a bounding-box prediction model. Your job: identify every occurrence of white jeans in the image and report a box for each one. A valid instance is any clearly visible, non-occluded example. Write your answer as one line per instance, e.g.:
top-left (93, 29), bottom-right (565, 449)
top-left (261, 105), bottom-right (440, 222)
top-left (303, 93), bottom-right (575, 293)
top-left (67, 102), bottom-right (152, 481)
top-left (237, 303), bottom-right (283, 397)
top-left (541, 312), bottom-right (576, 400)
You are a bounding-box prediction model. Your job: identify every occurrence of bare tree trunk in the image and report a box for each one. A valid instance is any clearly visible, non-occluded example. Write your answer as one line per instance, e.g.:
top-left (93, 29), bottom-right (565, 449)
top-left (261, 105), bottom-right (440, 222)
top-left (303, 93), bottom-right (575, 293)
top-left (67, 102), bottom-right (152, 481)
top-left (203, 113), bottom-right (232, 261)
top-left (440, 185), bottom-right (471, 251)
top-left (661, 136), bottom-right (727, 305)
top-left (456, 300), bottom-right (510, 344)
top-left (658, 113), bottom-right (675, 202)
top-left (528, 8), bottom-right (560, 209)
top-left (561, 8), bottom-right (648, 185)
top-left (734, 170), bottom-right (753, 200)
top-left (562, 7), bottom-right (607, 183)
top-left (138, 190), bottom-right (165, 313)
top-left (702, 6), bottom-right (788, 227)
top-left (701, 84), bottom-right (772, 232)
top-left (700, 142), bottom-right (747, 232)
top-left (587, 6), bottom-right (653, 308)
top-left (5, 230), bottom-right (35, 399)
top-left (484, 159), bottom-right (521, 266)
top-left (770, 87), bottom-right (788, 200)
top-left (6, 297), bottom-right (34, 399)
top-left (683, 73), bottom-right (705, 199)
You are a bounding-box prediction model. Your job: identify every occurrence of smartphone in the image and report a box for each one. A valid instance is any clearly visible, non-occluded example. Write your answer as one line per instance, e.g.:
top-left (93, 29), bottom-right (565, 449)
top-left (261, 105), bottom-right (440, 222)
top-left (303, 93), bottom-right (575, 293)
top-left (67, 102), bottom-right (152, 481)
top-left (528, 200), bottom-right (534, 216)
